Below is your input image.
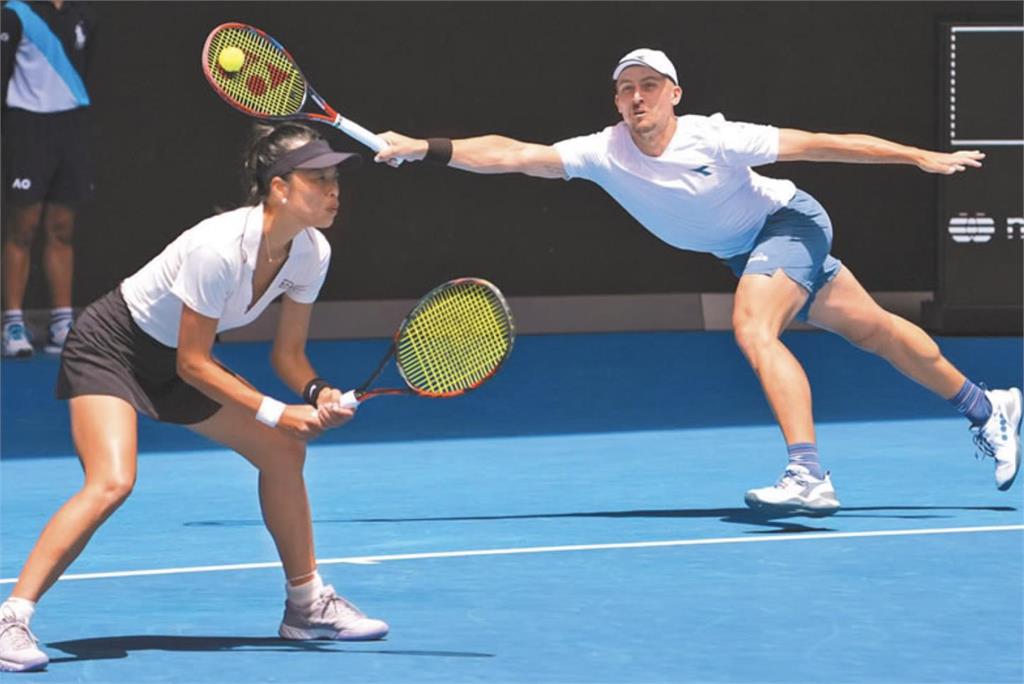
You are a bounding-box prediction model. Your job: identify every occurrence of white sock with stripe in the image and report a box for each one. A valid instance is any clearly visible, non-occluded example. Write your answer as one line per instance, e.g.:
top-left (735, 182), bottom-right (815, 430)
top-left (286, 571), bottom-right (325, 608)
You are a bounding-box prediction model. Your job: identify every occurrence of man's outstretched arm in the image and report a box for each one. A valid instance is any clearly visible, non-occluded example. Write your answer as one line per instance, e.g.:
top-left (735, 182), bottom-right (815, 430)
top-left (777, 128), bottom-right (984, 175)
top-left (375, 132), bottom-right (566, 179)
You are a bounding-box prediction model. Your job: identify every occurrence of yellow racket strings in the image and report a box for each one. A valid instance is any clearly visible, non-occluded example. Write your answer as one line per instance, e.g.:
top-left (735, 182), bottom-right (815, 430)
top-left (207, 27), bottom-right (306, 117)
top-left (397, 283), bottom-right (513, 395)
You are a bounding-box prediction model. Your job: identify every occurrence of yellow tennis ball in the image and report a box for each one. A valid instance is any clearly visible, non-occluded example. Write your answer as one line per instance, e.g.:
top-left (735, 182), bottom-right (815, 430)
top-left (218, 46), bottom-right (245, 73)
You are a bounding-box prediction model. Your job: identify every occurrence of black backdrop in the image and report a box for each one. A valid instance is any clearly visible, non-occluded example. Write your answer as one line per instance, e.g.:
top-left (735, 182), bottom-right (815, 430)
top-left (20, 1), bottom-right (1021, 306)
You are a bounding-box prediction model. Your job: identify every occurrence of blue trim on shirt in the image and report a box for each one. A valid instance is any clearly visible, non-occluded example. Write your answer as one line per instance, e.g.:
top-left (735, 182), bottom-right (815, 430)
top-left (5, 0), bottom-right (90, 106)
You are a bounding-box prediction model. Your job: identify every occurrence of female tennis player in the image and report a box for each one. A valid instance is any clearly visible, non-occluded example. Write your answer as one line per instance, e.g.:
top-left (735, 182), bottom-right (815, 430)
top-left (0, 122), bottom-right (389, 673)
top-left (375, 48), bottom-right (1020, 515)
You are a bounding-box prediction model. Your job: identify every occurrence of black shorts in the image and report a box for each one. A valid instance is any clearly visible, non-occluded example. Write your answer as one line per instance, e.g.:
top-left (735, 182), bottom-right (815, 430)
top-left (55, 287), bottom-right (224, 425)
top-left (2, 107), bottom-right (95, 207)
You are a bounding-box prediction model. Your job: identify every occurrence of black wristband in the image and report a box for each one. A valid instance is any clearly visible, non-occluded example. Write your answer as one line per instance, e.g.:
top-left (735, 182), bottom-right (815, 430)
top-left (302, 377), bottom-right (333, 406)
top-left (424, 138), bottom-right (453, 165)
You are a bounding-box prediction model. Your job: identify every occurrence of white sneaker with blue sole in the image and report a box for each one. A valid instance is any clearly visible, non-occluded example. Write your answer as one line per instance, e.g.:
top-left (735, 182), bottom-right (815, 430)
top-left (744, 465), bottom-right (841, 516)
top-left (971, 387), bottom-right (1022, 491)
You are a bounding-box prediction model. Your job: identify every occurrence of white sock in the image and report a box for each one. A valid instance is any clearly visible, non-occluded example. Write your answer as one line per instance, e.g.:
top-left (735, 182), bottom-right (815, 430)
top-left (50, 307), bottom-right (73, 323)
top-left (2, 310), bottom-right (24, 327)
top-left (2, 597), bottom-right (36, 623)
top-left (286, 572), bottom-right (324, 608)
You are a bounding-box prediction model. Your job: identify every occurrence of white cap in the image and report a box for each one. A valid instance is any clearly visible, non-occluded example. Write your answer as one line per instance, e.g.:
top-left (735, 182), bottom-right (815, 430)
top-left (612, 48), bottom-right (678, 84)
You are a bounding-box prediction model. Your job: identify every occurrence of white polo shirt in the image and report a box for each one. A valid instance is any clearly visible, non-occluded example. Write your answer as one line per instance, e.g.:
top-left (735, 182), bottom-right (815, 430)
top-left (554, 113), bottom-right (797, 258)
top-left (120, 204), bottom-right (331, 347)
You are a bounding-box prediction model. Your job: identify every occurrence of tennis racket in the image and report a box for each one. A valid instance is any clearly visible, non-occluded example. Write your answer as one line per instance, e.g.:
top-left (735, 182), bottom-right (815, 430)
top-left (202, 23), bottom-right (389, 154)
top-left (337, 278), bottom-right (515, 409)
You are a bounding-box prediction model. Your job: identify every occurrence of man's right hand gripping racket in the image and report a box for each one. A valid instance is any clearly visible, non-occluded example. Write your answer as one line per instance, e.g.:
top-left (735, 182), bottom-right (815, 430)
top-left (202, 22), bottom-right (392, 156)
top-left (337, 278), bottom-right (515, 410)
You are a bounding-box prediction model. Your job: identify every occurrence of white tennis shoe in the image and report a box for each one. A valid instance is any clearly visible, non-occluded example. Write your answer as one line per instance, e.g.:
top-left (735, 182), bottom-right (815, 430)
top-left (0, 605), bottom-right (48, 673)
top-left (744, 465), bottom-right (841, 516)
top-left (1, 323), bottom-right (33, 358)
top-left (278, 585), bottom-right (389, 641)
top-left (44, 317), bottom-right (72, 355)
top-left (971, 388), bottom-right (1022, 491)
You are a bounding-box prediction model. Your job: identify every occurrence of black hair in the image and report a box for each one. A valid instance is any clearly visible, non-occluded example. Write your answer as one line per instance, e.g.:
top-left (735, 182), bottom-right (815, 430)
top-left (242, 122), bottom-right (323, 205)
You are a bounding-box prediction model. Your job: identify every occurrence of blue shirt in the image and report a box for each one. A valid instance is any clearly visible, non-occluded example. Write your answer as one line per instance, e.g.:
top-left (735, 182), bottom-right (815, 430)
top-left (1, 0), bottom-right (96, 112)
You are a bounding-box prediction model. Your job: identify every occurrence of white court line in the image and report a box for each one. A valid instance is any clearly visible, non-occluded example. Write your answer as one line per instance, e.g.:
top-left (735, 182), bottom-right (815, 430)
top-left (2, 524), bottom-right (1021, 584)
top-left (950, 139), bottom-right (1024, 146)
top-left (951, 26), bottom-right (1023, 32)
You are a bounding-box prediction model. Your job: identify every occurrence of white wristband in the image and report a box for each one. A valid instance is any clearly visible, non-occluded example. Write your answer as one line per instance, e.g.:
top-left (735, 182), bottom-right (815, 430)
top-left (256, 396), bottom-right (287, 427)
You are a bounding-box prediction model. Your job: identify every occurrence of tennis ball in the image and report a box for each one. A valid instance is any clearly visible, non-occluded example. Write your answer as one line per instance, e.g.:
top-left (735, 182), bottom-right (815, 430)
top-left (218, 46), bottom-right (245, 73)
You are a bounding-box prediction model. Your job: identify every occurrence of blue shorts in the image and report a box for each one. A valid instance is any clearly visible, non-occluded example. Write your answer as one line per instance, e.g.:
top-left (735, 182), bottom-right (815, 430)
top-left (725, 189), bottom-right (843, 321)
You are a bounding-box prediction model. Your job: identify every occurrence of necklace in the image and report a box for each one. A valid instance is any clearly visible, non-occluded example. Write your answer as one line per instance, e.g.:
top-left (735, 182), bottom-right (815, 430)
top-left (262, 232), bottom-right (287, 264)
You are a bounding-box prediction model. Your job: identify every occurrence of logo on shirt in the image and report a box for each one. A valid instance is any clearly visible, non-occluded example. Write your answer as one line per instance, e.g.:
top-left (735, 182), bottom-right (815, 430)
top-left (74, 22), bottom-right (87, 50)
top-left (748, 252), bottom-right (769, 264)
top-left (0, 32), bottom-right (9, 43)
top-left (279, 279), bottom-right (294, 289)
top-left (690, 165), bottom-right (712, 177)
top-left (11, 178), bottom-right (32, 190)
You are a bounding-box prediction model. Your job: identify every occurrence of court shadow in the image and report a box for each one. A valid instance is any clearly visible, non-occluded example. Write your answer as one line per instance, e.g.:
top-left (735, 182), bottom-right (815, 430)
top-left (336, 504), bottom-right (1019, 534)
top-left (184, 510), bottom-right (834, 533)
top-left (343, 507), bottom-right (838, 533)
top-left (47, 635), bottom-right (493, 663)
top-left (185, 505), bottom-right (1017, 535)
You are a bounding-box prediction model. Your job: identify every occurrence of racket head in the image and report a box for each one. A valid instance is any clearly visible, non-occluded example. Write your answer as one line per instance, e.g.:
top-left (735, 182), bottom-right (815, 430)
top-left (202, 23), bottom-right (311, 120)
top-left (393, 278), bottom-right (515, 398)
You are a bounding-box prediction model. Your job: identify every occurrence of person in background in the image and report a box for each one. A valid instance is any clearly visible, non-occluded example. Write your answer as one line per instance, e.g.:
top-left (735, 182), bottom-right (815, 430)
top-left (1, 0), bottom-right (97, 357)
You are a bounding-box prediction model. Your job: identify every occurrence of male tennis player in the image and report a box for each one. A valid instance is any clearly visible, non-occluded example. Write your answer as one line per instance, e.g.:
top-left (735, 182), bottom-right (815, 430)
top-left (0, 123), bottom-right (388, 673)
top-left (376, 48), bottom-right (1021, 515)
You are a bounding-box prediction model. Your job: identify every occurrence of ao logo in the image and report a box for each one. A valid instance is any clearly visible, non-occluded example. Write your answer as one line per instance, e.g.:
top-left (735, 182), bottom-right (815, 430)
top-left (947, 213), bottom-right (995, 244)
top-left (11, 178), bottom-right (31, 190)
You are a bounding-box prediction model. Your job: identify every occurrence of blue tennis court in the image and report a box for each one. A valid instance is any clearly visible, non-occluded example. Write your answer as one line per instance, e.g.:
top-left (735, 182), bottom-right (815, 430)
top-left (2, 330), bottom-right (1021, 682)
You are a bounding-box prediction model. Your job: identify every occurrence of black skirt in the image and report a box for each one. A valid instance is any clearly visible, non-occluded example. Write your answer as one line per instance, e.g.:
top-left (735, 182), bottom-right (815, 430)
top-left (55, 287), bottom-right (223, 425)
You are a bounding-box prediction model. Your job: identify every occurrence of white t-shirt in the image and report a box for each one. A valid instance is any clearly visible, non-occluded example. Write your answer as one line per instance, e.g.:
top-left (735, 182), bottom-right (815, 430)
top-left (121, 204), bottom-right (331, 347)
top-left (554, 113), bottom-right (797, 258)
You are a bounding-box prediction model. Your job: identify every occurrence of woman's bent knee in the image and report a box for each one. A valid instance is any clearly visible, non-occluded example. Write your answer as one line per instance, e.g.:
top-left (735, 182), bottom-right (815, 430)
top-left (248, 436), bottom-right (307, 474)
top-left (83, 476), bottom-right (135, 509)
